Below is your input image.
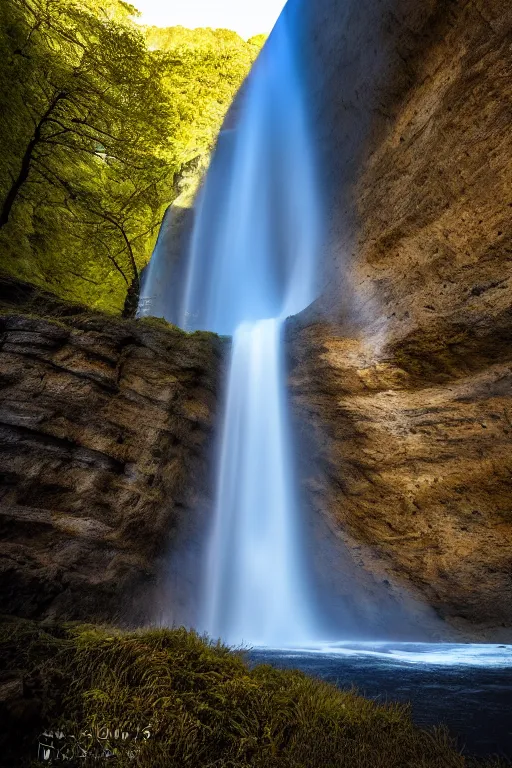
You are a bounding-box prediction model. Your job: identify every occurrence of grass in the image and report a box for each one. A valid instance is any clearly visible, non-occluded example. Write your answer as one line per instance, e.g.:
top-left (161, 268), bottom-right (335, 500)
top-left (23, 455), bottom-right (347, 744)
top-left (138, 315), bottom-right (222, 342)
top-left (0, 273), bottom-right (225, 349)
top-left (0, 618), bottom-right (504, 767)
top-left (0, 273), bottom-right (226, 353)
top-left (137, 315), bottom-right (182, 332)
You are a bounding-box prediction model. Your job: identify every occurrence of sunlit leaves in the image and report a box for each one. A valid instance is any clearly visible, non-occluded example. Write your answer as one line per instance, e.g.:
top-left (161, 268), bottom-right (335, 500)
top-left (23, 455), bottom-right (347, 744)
top-left (0, 1), bottom-right (265, 312)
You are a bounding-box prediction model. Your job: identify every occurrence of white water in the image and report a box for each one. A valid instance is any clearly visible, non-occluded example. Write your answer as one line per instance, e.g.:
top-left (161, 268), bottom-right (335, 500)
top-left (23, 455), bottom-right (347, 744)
top-left (257, 643), bottom-right (512, 667)
top-left (204, 319), bottom-right (313, 646)
top-left (178, 11), bottom-right (321, 646)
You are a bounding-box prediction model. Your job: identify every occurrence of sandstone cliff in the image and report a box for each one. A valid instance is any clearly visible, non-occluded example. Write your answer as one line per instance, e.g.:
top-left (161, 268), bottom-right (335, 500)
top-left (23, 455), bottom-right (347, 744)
top-left (0, 277), bottom-right (222, 625)
top-left (288, 0), bottom-right (512, 639)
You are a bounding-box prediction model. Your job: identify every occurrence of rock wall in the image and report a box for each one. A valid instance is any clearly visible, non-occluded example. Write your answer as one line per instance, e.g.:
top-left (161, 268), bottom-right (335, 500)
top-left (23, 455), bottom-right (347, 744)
top-left (0, 277), bottom-right (223, 625)
top-left (288, 0), bottom-right (512, 639)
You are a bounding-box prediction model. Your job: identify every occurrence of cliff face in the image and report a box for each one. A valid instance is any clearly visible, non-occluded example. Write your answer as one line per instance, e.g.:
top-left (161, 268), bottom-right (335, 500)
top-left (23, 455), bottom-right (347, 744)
top-left (0, 0), bottom-right (510, 640)
top-left (288, 324), bottom-right (511, 640)
top-left (0, 278), bottom-right (222, 625)
top-left (288, 0), bottom-right (512, 639)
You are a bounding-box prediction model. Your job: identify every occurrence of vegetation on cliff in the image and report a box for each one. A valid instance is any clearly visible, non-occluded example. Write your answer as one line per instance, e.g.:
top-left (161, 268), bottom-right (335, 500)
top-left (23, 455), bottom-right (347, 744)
top-left (0, 0), bottom-right (263, 314)
top-left (0, 617), bottom-right (502, 768)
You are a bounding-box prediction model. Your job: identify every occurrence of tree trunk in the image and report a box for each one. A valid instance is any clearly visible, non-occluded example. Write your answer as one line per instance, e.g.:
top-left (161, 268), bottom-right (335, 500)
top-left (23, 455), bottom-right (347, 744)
top-left (0, 92), bottom-right (66, 229)
top-left (122, 275), bottom-right (140, 319)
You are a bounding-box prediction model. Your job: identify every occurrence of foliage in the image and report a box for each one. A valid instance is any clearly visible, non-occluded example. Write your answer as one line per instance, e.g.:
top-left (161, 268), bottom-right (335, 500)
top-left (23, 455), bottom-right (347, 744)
top-left (0, 1), bottom-right (264, 313)
top-left (0, 618), bottom-right (503, 768)
top-left (144, 26), bottom-right (264, 153)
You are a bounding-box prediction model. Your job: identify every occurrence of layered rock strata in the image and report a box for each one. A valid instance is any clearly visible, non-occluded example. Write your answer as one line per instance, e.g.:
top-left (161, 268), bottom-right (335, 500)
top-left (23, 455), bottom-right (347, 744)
top-left (0, 277), bottom-right (223, 625)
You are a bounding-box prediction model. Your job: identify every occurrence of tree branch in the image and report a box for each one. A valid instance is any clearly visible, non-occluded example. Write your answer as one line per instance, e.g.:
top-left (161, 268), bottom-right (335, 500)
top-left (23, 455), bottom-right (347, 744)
top-left (0, 90), bottom-right (68, 229)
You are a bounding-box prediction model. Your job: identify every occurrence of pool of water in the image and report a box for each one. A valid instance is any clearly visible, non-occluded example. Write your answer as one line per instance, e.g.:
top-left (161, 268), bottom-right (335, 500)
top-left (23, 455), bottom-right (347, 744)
top-left (249, 643), bottom-right (512, 759)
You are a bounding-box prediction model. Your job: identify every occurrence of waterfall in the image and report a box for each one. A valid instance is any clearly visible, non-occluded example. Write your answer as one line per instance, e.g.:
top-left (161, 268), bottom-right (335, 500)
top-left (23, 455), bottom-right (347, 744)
top-left (179, 8), bottom-right (321, 647)
top-left (204, 319), bottom-right (313, 646)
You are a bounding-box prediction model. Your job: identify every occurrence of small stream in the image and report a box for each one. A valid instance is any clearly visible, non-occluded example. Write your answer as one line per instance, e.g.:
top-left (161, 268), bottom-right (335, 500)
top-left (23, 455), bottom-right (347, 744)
top-left (250, 644), bottom-right (512, 759)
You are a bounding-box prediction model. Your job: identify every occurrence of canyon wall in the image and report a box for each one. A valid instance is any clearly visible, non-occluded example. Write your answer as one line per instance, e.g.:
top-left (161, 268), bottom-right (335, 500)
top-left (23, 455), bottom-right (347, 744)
top-left (0, 277), bottom-right (222, 625)
top-left (288, 0), bottom-right (512, 639)
top-left (0, 0), bottom-right (510, 640)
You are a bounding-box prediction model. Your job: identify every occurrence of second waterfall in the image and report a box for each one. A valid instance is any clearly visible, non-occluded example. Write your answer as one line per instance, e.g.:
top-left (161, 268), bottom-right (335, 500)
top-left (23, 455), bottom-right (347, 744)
top-left (181, 7), bottom-right (321, 647)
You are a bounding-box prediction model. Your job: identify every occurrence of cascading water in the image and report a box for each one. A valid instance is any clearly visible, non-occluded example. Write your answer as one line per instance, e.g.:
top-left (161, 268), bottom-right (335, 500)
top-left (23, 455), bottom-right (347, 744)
top-left (178, 8), bottom-right (322, 647)
top-left (204, 319), bottom-right (313, 646)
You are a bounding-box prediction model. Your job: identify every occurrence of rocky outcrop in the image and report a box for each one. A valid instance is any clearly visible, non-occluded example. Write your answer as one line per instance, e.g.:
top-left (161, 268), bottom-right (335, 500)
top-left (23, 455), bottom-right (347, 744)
top-left (288, 323), bottom-right (511, 640)
top-left (288, 0), bottom-right (512, 639)
top-left (0, 277), bottom-right (223, 625)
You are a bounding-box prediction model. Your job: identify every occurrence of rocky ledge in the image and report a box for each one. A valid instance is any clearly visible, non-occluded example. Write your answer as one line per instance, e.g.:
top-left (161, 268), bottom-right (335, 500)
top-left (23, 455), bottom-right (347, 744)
top-left (0, 276), bottom-right (223, 625)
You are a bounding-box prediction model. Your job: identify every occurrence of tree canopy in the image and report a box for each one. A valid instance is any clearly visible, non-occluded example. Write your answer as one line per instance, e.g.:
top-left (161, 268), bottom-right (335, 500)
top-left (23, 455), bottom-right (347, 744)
top-left (0, 0), bottom-right (263, 312)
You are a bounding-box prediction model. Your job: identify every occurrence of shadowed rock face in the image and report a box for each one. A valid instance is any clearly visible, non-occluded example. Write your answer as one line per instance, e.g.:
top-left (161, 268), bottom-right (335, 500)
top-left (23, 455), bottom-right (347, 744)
top-left (287, 0), bottom-right (512, 639)
top-left (0, 278), bottom-right (223, 625)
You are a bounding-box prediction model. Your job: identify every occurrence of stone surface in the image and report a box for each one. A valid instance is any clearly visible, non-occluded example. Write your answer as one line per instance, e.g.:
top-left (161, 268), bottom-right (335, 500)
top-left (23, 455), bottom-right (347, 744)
top-left (0, 277), bottom-right (223, 625)
top-left (288, 323), bottom-right (512, 640)
top-left (287, 0), bottom-right (512, 639)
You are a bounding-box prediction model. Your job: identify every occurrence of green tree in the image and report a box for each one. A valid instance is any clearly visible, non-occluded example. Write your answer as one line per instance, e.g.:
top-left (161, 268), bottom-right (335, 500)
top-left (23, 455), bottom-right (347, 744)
top-left (0, 0), bottom-right (264, 313)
